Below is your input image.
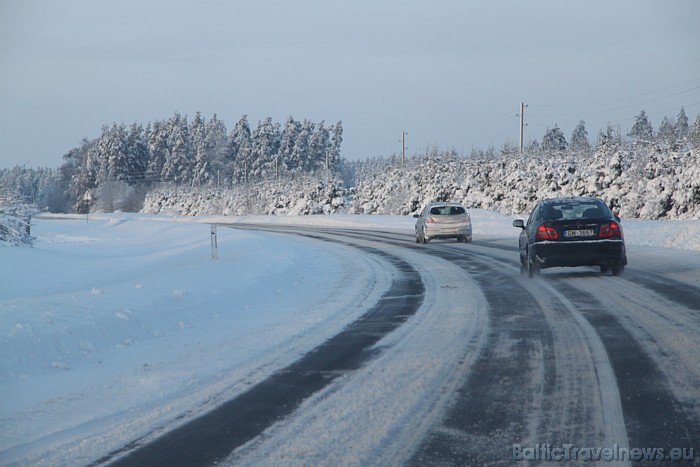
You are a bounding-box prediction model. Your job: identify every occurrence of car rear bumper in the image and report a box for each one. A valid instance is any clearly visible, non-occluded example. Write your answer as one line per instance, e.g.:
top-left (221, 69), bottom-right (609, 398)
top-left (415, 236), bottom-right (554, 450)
top-left (532, 239), bottom-right (626, 268)
top-left (425, 224), bottom-right (472, 239)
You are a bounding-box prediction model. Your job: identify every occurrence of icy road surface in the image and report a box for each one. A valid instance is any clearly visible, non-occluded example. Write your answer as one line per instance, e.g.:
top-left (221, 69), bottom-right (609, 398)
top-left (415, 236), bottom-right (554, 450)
top-left (1, 212), bottom-right (699, 466)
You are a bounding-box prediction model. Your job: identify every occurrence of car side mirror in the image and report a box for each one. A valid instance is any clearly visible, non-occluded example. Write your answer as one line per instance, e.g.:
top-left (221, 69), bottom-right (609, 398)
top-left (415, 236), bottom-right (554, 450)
top-left (413, 214), bottom-right (420, 218)
top-left (512, 219), bottom-right (525, 229)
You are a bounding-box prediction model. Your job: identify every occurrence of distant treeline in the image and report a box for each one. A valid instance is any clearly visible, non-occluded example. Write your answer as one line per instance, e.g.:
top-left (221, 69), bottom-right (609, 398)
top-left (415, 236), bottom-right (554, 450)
top-left (64, 113), bottom-right (342, 208)
top-left (1, 113), bottom-right (343, 212)
top-left (1, 107), bottom-right (699, 216)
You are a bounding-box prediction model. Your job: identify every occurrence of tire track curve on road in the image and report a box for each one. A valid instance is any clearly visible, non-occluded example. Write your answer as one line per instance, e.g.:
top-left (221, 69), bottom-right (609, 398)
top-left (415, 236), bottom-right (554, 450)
top-left (406, 245), bottom-right (628, 466)
top-left (97, 231), bottom-right (424, 467)
top-left (554, 277), bottom-right (700, 457)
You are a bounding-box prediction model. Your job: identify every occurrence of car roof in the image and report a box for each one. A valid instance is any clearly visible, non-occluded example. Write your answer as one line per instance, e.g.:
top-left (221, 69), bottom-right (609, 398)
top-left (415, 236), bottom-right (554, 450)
top-left (427, 201), bottom-right (465, 207)
top-left (540, 196), bottom-right (603, 205)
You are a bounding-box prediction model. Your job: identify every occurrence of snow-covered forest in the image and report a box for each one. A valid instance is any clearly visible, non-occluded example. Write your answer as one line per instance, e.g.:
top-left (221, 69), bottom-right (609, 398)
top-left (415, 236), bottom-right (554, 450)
top-left (138, 108), bottom-right (700, 221)
top-left (0, 185), bottom-right (34, 246)
top-left (2, 108), bottom-right (700, 246)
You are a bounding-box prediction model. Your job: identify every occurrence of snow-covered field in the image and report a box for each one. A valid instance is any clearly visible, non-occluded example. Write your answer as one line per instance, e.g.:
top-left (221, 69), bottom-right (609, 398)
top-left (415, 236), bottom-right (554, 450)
top-left (1, 211), bottom-right (699, 465)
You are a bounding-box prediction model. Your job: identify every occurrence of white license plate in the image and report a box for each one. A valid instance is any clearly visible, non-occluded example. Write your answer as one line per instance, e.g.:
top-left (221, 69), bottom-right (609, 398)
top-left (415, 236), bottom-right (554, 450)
top-left (565, 229), bottom-right (595, 237)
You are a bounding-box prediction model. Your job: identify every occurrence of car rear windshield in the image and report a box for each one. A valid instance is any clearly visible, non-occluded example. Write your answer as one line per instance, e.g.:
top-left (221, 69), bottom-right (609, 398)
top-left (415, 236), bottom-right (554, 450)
top-left (544, 202), bottom-right (606, 220)
top-left (430, 206), bottom-right (466, 216)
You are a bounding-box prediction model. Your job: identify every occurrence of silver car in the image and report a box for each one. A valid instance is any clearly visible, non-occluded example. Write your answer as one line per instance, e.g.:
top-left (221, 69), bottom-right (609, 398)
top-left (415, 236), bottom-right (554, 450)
top-left (413, 202), bottom-right (472, 243)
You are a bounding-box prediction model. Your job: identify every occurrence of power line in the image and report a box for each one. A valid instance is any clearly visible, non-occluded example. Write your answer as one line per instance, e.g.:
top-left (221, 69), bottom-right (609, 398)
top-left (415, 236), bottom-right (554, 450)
top-left (408, 109), bottom-right (515, 140)
top-left (528, 85), bottom-right (700, 119)
top-left (528, 76), bottom-right (700, 108)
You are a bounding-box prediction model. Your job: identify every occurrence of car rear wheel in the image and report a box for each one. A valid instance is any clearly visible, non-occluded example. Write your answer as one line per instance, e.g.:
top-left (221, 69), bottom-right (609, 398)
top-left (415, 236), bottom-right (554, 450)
top-left (527, 250), bottom-right (540, 278)
top-left (611, 261), bottom-right (625, 276)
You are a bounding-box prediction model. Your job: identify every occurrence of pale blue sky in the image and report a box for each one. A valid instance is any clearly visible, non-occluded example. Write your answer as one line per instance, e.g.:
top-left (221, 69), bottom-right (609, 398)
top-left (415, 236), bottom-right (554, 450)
top-left (1, 0), bottom-right (699, 168)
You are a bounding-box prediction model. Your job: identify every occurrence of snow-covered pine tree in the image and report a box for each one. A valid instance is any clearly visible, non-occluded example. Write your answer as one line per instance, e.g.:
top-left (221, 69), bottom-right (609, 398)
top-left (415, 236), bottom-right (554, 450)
top-left (293, 120), bottom-right (315, 172)
top-left (308, 121), bottom-right (330, 172)
top-left (656, 116), bottom-right (676, 148)
top-left (204, 114), bottom-right (229, 187)
top-left (675, 107), bottom-right (689, 144)
top-left (279, 116), bottom-right (300, 172)
top-left (147, 121), bottom-right (169, 184)
top-left (596, 124), bottom-right (623, 154)
top-left (230, 115), bottom-right (253, 184)
top-left (161, 113), bottom-right (191, 184)
top-left (330, 121), bottom-right (343, 171)
top-left (570, 120), bottom-right (591, 154)
top-left (251, 117), bottom-right (280, 179)
top-left (73, 142), bottom-right (102, 212)
top-left (689, 115), bottom-right (700, 149)
top-left (628, 110), bottom-right (654, 145)
top-left (541, 125), bottom-right (567, 152)
top-left (94, 124), bottom-right (129, 185)
top-left (190, 112), bottom-right (209, 187)
top-left (125, 123), bottom-right (148, 185)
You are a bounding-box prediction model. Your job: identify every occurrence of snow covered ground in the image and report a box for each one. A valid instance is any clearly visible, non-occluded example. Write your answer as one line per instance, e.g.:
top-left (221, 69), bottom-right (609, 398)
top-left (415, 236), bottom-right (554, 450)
top-left (1, 211), bottom-right (699, 465)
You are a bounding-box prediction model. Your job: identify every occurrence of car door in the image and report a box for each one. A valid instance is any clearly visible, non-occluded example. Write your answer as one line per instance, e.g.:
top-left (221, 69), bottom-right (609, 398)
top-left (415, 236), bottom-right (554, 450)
top-left (522, 203), bottom-right (540, 251)
top-left (416, 205), bottom-right (429, 234)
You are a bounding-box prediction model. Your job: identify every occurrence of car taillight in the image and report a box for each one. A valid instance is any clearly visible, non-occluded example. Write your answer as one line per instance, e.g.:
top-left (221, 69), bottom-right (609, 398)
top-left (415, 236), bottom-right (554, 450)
top-left (536, 224), bottom-right (559, 240)
top-left (599, 221), bottom-right (622, 238)
top-left (426, 217), bottom-right (435, 223)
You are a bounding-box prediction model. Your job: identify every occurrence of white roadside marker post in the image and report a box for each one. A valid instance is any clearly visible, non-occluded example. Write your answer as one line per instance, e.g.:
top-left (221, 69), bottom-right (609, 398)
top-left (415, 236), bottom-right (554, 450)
top-left (83, 191), bottom-right (92, 223)
top-left (211, 225), bottom-right (218, 260)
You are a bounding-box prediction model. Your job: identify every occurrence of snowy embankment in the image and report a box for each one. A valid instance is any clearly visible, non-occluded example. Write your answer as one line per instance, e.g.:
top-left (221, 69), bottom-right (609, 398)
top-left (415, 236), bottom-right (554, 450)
top-left (1, 212), bottom-right (699, 464)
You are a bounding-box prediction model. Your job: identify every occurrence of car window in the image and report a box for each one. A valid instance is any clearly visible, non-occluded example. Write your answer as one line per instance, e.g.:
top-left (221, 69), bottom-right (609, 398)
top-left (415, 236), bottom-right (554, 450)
top-left (545, 202), bottom-right (605, 220)
top-left (430, 206), bottom-right (465, 216)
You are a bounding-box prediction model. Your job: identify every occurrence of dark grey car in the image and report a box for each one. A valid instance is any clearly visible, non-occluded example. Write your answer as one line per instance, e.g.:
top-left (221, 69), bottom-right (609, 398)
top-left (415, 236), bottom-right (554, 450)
top-left (513, 196), bottom-right (627, 278)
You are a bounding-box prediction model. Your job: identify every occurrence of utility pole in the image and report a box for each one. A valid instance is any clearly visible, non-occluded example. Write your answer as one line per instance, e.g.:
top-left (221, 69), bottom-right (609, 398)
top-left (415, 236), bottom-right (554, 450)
top-left (401, 130), bottom-right (407, 163)
top-left (519, 102), bottom-right (526, 154)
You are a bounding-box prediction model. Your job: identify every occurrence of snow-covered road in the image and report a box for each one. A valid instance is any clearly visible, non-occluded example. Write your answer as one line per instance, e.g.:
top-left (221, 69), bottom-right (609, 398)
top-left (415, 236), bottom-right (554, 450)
top-left (1, 212), bottom-right (699, 466)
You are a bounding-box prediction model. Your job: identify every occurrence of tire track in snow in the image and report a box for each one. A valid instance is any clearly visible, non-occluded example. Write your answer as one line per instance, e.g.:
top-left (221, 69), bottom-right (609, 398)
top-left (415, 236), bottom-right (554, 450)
top-left (225, 238), bottom-right (490, 466)
top-left (554, 277), bottom-right (700, 455)
top-left (464, 238), bottom-right (700, 461)
top-left (406, 246), bottom-right (627, 466)
top-left (624, 270), bottom-right (700, 313)
top-left (99, 227), bottom-right (424, 467)
top-left (314, 228), bottom-right (700, 464)
top-left (299, 228), bottom-right (630, 465)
